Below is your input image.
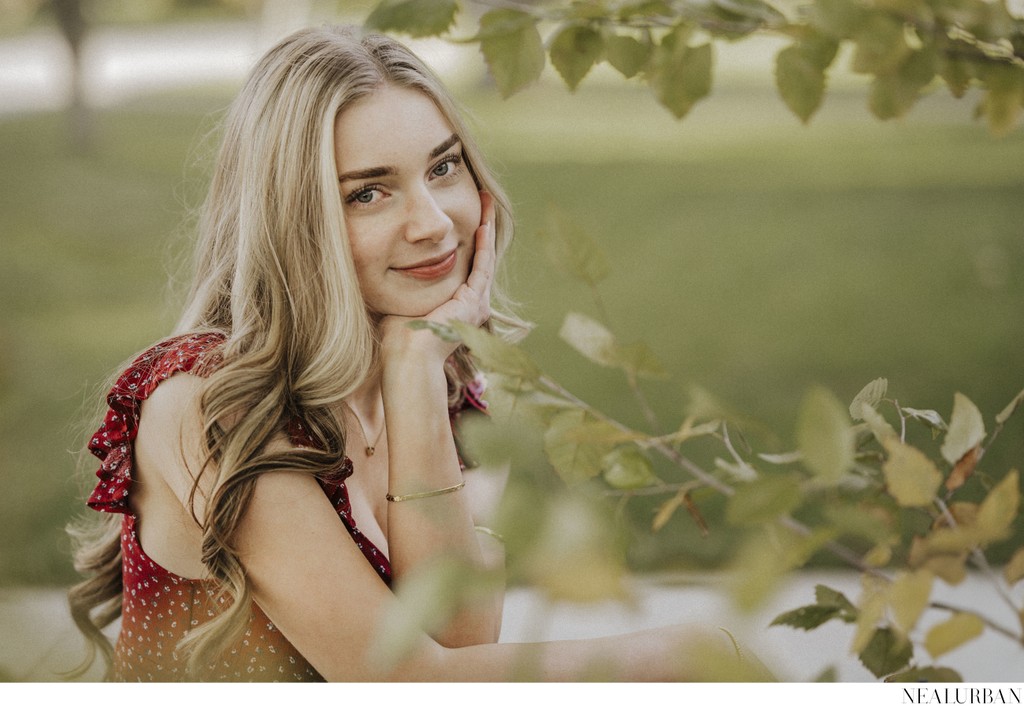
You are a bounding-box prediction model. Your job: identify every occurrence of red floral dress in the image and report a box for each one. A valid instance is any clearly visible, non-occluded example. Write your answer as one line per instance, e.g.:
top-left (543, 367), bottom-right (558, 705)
top-left (87, 333), bottom-right (482, 681)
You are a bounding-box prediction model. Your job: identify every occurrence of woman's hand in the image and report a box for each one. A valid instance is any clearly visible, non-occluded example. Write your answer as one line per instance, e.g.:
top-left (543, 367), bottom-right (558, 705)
top-left (379, 191), bottom-right (496, 364)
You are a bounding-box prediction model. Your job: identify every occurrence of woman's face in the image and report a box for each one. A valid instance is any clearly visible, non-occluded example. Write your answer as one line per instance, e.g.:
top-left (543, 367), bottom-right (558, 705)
top-left (334, 85), bottom-right (482, 318)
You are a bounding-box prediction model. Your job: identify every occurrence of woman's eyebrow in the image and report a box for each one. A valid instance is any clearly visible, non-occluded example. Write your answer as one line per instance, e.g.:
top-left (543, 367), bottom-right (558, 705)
top-left (338, 134), bottom-right (462, 183)
top-left (429, 133), bottom-right (460, 159)
top-left (338, 165), bottom-right (396, 183)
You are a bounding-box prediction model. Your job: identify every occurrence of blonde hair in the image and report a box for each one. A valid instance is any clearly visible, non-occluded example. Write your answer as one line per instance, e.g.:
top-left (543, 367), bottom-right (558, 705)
top-left (68, 24), bottom-right (524, 679)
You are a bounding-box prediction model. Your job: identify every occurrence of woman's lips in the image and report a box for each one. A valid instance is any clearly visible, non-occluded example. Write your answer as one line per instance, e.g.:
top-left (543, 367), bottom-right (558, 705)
top-left (393, 249), bottom-right (458, 280)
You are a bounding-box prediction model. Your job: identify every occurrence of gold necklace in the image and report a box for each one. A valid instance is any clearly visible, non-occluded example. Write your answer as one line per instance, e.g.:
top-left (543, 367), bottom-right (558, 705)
top-left (343, 401), bottom-right (384, 456)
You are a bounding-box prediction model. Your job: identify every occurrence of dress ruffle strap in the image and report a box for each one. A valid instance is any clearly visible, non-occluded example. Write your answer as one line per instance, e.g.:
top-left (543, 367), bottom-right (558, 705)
top-left (86, 333), bottom-right (225, 514)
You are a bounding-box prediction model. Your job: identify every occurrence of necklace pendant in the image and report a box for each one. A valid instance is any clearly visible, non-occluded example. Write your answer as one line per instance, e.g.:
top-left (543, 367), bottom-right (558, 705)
top-left (366, 446), bottom-right (375, 456)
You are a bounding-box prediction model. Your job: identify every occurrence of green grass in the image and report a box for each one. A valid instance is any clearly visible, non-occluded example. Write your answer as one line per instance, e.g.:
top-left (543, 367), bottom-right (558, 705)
top-left (2, 76), bottom-right (1022, 584)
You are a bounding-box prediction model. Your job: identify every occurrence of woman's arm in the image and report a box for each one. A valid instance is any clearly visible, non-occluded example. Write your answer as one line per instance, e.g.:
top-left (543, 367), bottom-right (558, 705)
top-left (376, 191), bottom-right (504, 646)
top-left (380, 338), bottom-right (504, 646)
top-left (236, 467), bottom-right (718, 682)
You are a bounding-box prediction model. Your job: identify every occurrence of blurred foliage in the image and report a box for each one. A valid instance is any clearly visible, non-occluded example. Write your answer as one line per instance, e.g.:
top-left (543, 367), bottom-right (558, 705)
top-left (365, 0), bottom-right (1024, 134)
top-left (409, 221), bottom-right (1024, 680)
top-left (359, 0), bottom-right (1024, 680)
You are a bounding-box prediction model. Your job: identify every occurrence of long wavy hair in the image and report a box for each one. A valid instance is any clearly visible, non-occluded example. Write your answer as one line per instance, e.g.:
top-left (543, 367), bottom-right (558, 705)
top-left (68, 25), bottom-right (524, 679)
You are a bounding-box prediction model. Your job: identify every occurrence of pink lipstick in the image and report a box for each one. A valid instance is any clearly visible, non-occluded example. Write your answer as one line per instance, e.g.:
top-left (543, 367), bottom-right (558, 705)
top-left (394, 249), bottom-right (458, 280)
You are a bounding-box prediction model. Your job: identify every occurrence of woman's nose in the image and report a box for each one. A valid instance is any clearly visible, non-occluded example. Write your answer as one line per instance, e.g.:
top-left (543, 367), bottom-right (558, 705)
top-left (403, 187), bottom-right (453, 244)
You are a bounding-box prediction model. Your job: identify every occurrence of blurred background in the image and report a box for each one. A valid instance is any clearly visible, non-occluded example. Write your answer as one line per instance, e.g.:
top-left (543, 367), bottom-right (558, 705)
top-left (1, 0), bottom-right (1022, 682)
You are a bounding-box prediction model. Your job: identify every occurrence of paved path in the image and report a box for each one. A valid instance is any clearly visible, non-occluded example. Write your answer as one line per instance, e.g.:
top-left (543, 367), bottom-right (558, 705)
top-left (3, 571), bottom-right (1021, 682)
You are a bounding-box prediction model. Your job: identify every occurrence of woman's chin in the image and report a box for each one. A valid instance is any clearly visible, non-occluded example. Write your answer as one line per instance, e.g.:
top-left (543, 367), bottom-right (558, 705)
top-left (379, 282), bottom-right (463, 319)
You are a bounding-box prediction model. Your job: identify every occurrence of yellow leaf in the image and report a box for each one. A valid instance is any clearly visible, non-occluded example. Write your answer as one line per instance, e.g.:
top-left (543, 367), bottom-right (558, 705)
top-left (940, 393), bottom-right (986, 466)
top-left (890, 570), bottom-right (933, 634)
top-left (860, 401), bottom-right (897, 444)
top-left (797, 386), bottom-right (855, 484)
top-left (851, 575), bottom-right (888, 654)
top-left (729, 533), bottom-right (786, 612)
top-left (924, 613), bottom-right (984, 658)
top-left (652, 490), bottom-right (686, 533)
top-left (1004, 547), bottom-right (1024, 586)
top-left (908, 536), bottom-right (967, 584)
top-left (863, 543), bottom-right (892, 568)
top-left (882, 440), bottom-right (942, 507)
top-left (976, 470), bottom-right (1020, 543)
top-left (996, 387), bottom-right (1024, 425)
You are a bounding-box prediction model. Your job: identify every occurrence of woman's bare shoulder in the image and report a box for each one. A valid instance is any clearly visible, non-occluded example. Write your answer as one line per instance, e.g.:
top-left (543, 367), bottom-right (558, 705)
top-left (134, 372), bottom-right (209, 509)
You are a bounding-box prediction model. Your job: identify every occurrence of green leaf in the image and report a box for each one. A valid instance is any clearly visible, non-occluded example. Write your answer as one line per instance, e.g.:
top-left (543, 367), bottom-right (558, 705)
top-left (558, 312), bottom-right (666, 380)
top-left (975, 470), bottom-right (1019, 543)
top-left (407, 319), bottom-right (462, 342)
top-left (770, 604), bottom-right (844, 630)
top-left (851, 14), bottom-right (910, 75)
top-left (814, 584), bottom-right (858, 620)
top-left (617, 0), bottom-right (673, 20)
top-left (524, 494), bottom-right (629, 602)
top-left (901, 407), bottom-right (947, 432)
top-left (543, 409), bottom-right (614, 484)
top-left (559, 311), bottom-right (618, 367)
top-left (824, 504), bottom-right (894, 545)
top-left (726, 474), bottom-right (804, 525)
top-left (860, 401), bottom-right (898, 444)
top-left (703, 0), bottom-right (785, 38)
top-left (711, 0), bottom-right (787, 26)
top-left (604, 33), bottom-right (652, 78)
top-left (810, 0), bottom-right (868, 38)
top-left (940, 392), bottom-right (986, 466)
top-left (849, 377), bottom-right (888, 420)
top-left (775, 44), bottom-right (827, 123)
top-left (364, 0), bottom-right (458, 37)
top-left (372, 555), bottom-right (498, 665)
top-left (925, 613), bottom-right (984, 658)
top-left (882, 439), bottom-right (942, 507)
top-left (885, 666), bottom-right (963, 682)
top-left (940, 55), bottom-right (974, 99)
top-left (614, 340), bottom-right (667, 379)
top-left (977, 64), bottom-right (1024, 137)
top-left (450, 321), bottom-right (541, 381)
top-left (602, 446), bottom-right (658, 489)
top-left (869, 47), bottom-right (938, 121)
top-left (1003, 547), bottom-right (1024, 586)
top-left (549, 24), bottom-right (604, 91)
top-left (652, 27), bottom-right (713, 119)
top-left (996, 387), bottom-right (1024, 425)
top-left (858, 627), bottom-right (913, 678)
top-left (542, 205), bottom-right (609, 286)
top-left (797, 386), bottom-right (855, 484)
top-left (477, 9), bottom-right (545, 98)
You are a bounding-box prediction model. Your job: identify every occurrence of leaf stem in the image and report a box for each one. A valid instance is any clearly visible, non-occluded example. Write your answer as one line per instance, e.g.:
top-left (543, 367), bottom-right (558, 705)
top-left (536, 374), bottom-right (886, 578)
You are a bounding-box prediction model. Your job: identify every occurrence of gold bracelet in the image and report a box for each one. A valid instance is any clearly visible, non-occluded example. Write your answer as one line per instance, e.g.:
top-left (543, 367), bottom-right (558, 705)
top-left (474, 525), bottom-right (506, 544)
top-left (386, 481), bottom-right (465, 503)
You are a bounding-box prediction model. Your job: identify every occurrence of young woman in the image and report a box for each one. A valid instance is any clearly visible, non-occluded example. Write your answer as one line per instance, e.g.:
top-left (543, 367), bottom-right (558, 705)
top-left (68, 25), bottom-right (733, 682)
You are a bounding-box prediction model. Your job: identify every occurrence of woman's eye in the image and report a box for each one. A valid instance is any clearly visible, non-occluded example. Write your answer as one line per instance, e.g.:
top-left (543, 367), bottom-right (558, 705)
top-left (347, 187), bottom-right (381, 206)
top-left (431, 154), bottom-right (462, 179)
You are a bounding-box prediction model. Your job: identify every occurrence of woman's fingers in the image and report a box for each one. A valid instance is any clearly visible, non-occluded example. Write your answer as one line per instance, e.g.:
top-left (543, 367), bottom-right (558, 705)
top-left (465, 191), bottom-right (496, 298)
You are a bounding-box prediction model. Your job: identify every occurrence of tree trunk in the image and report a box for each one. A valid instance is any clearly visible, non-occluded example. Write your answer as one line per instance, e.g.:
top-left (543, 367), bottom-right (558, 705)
top-left (51, 0), bottom-right (92, 153)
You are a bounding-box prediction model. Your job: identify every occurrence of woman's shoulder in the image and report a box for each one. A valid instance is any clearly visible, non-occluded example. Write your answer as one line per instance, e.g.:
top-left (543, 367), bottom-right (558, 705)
top-left (86, 332), bottom-right (226, 514)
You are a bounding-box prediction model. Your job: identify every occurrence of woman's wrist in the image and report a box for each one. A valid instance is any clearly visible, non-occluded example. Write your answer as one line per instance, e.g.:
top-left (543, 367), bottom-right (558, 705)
top-left (380, 320), bottom-right (456, 367)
